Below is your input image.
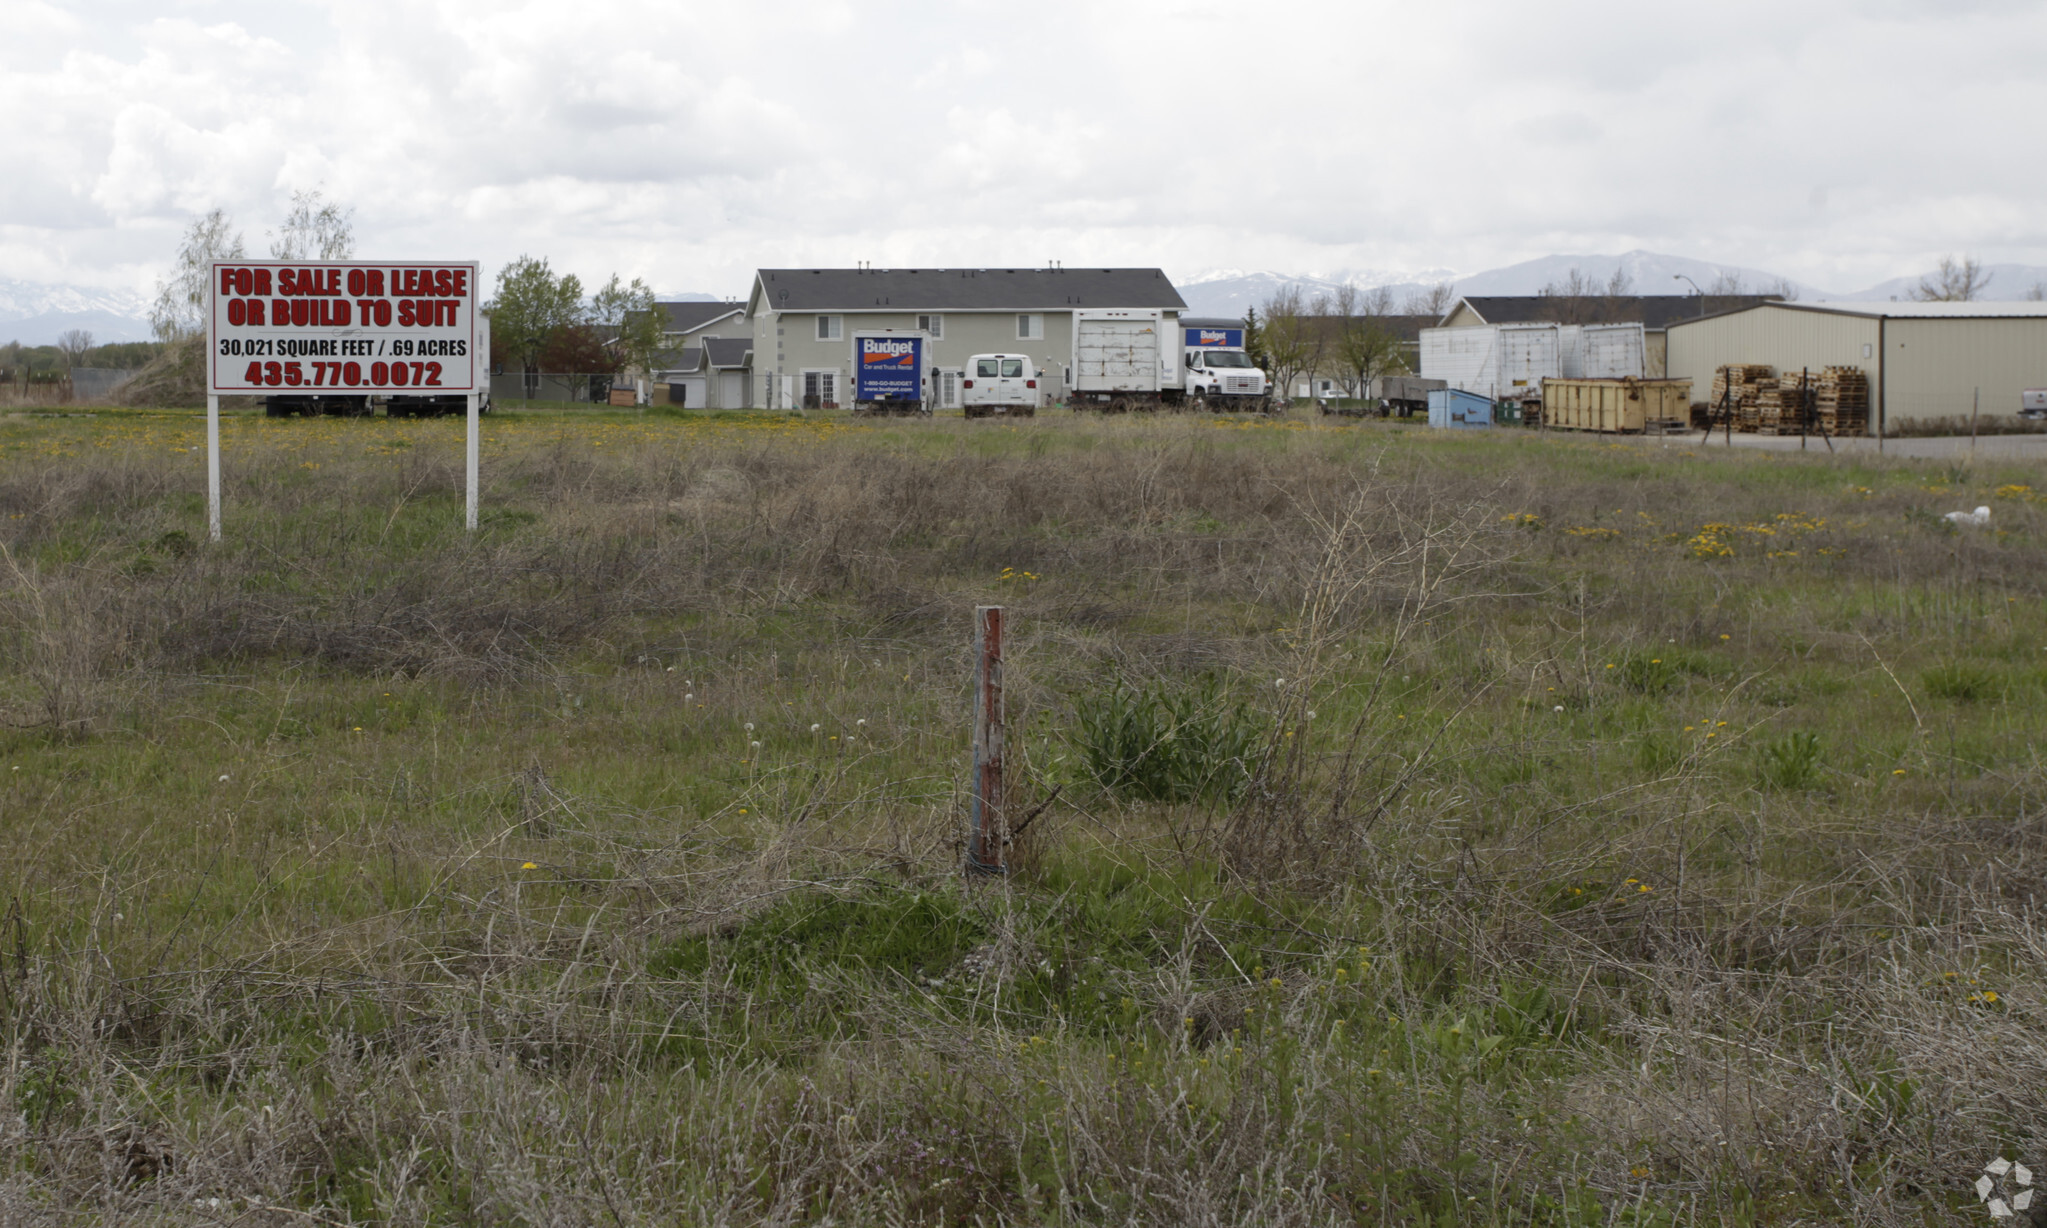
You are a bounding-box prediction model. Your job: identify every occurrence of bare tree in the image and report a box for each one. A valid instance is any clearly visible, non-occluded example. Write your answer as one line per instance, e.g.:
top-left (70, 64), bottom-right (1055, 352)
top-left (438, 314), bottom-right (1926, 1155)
top-left (1764, 277), bottom-right (1800, 302)
top-left (269, 189), bottom-right (354, 261)
top-left (150, 209), bottom-right (245, 343)
top-left (1538, 268), bottom-right (1600, 324)
top-left (1911, 255), bottom-right (1988, 302)
top-left (2028, 282), bottom-right (2046, 302)
top-left (1333, 285), bottom-right (1402, 402)
top-left (1402, 281), bottom-right (1457, 319)
top-left (1708, 271), bottom-right (1747, 296)
top-left (1259, 286), bottom-right (1315, 406)
top-left (55, 329), bottom-right (94, 369)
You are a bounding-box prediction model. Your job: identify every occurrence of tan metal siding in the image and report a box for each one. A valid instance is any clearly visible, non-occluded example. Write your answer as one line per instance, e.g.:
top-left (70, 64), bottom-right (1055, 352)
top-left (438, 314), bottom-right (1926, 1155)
top-left (1884, 317), bottom-right (2047, 424)
top-left (1442, 302), bottom-right (1487, 328)
top-left (1666, 306), bottom-right (1881, 432)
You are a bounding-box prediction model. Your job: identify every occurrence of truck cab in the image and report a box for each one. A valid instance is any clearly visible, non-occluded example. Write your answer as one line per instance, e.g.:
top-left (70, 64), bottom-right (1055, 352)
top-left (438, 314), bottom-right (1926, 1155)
top-left (1181, 320), bottom-right (1269, 410)
top-left (961, 353), bottom-right (1038, 417)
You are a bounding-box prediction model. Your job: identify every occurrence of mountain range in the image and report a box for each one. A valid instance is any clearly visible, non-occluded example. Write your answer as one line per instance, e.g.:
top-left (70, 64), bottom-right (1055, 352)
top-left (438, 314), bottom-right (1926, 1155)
top-left (1176, 251), bottom-right (2047, 318)
top-left (6, 254), bottom-right (2045, 345)
top-left (0, 280), bottom-right (156, 347)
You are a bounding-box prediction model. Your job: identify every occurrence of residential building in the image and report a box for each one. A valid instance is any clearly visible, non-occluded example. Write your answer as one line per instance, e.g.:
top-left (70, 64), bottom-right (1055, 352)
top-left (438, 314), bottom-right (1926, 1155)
top-left (742, 268), bottom-right (1188, 409)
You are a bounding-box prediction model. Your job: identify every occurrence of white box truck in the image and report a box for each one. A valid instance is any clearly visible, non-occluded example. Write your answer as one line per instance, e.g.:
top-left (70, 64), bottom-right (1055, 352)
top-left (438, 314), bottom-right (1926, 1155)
top-left (1181, 321), bottom-right (1270, 411)
top-left (1072, 309), bottom-right (1179, 409)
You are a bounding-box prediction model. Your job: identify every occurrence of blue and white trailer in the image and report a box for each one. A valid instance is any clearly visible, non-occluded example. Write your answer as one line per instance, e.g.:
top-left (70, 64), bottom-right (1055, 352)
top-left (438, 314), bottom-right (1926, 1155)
top-left (851, 330), bottom-right (929, 415)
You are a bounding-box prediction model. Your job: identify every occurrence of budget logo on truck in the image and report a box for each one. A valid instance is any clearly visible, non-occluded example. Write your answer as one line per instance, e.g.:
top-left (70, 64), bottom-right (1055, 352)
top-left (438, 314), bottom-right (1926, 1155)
top-left (855, 335), bottom-right (922, 400)
top-left (1185, 327), bottom-right (1244, 349)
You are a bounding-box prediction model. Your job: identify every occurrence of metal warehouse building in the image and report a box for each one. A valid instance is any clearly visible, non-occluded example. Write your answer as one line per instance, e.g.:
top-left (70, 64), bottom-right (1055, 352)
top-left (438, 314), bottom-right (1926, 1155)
top-left (743, 267), bottom-right (1187, 410)
top-left (1667, 301), bottom-right (2047, 433)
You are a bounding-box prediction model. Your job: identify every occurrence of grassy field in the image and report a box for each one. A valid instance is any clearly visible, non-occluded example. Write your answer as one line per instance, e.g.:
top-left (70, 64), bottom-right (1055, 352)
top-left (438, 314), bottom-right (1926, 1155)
top-left (0, 404), bottom-right (2043, 1225)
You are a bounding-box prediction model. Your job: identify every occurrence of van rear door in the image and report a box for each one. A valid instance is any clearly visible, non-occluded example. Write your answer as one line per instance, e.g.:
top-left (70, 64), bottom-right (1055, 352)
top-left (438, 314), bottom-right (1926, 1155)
top-left (999, 356), bottom-right (1028, 405)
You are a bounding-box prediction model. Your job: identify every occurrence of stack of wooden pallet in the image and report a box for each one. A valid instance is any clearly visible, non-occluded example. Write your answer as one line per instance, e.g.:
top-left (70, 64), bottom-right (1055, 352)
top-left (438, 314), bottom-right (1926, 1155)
top-left (1709, 365), bottom-right (1775, 431)
top-left (1814, 367), bottom-right (1869, 434)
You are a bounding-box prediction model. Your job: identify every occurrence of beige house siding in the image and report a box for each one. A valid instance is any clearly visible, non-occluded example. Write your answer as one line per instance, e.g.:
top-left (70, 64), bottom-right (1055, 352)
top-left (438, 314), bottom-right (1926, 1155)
top-left (1440, 302), bottom-right (1487, 328)
top-left (754, 307), bottom-right (1104, 407)
top-left (1884, 317), bottom-right (2047, 423)
top-left (1666, 306), bottom-right (1881, 431)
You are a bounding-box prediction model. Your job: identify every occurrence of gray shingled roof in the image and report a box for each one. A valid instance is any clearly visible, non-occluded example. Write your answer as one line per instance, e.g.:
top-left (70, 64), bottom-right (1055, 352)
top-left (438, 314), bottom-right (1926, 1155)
top-left (755, 268), bottom-right (1186, 312)
top-left (1457, 295), bottom-right (1783, 331)
top-left (702, 337), bottom-right (752, 368)
top-left (659, 301), bottom-right (745, 333)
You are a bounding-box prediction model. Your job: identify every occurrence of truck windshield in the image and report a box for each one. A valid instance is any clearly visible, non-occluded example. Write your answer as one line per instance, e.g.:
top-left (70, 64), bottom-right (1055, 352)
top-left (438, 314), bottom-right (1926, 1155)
top-left (1201, 351), bottom-right (1254, 368)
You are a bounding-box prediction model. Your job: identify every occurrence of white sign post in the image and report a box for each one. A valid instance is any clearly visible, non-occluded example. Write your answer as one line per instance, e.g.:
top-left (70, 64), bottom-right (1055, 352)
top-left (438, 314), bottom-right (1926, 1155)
top-left (205, 260), bottom-right (483, 540)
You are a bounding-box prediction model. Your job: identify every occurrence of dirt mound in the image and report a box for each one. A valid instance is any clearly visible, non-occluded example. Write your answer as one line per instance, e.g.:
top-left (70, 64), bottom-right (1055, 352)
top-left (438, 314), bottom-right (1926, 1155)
top-left (116, 334), bottom-right (206, 408)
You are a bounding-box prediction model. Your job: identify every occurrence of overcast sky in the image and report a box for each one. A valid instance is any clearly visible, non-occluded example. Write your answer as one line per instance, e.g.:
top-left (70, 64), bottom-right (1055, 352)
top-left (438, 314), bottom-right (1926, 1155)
top-left (7, 0), bottom-right (2045, 299)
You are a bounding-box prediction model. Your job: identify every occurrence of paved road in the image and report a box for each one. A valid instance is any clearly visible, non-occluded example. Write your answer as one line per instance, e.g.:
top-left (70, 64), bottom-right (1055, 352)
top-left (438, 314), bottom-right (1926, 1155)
top-left (1631, 430), bottom-right (2047, 461)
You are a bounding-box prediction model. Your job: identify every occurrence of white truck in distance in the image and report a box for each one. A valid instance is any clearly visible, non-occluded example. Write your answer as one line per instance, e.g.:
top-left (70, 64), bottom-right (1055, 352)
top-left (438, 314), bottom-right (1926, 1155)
top-left (961, 354), bottom-right (1039, 417)
top-left (1181, 320), bottom-right (1269, 411)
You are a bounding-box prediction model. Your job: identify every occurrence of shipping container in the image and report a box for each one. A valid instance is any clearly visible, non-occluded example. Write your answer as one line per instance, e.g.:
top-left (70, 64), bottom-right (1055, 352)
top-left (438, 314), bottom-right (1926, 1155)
top-left (1420, 324), bottom-right (1560, 401)
top-left (1427, 387), bottom-right (1495, 429)
top-left (1540, 378), bottom-right (1692, 432)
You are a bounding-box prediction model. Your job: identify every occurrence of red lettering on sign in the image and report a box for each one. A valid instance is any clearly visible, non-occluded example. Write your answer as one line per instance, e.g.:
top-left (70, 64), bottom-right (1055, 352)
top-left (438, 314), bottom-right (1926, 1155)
top-left (227, 299), bottom-right (245, 326)
top-left (334, 300), bottom-right (350, 326)
top-left (373, 300), bottom-right (391, 326)
top-left (368, 269), bottom-right (384, 295)
top-left (250, 299), bottom-right (265, 325)
top-left (397, 300), bottom-right (414, 327)
top-left (292, 300), bottom-right (310, 327)
top-left (434, 269), bottom-right (451, 296)
top-left (220, 267), bottom-right (237, 294)
top-left (273, 298), bottom-right (289, 323)
top-left (279, 269), bottom-right (294, 295)
top-left (347, 269), bottom-right (365, 296)
top-left (452, 269), bottom-right (467, 297)
top-left (244, 361), bottom-right (263, 384)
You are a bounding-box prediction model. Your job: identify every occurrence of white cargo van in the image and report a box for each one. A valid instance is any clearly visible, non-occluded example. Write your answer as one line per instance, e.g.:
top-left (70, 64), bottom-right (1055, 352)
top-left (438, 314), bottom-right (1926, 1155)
top-left (961, 353), bottom-right (1039, 417)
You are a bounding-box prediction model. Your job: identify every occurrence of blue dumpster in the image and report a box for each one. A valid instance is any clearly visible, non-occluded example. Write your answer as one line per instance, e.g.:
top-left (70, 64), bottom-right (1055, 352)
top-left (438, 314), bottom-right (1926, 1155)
top-left (1427, 388), bottom-right (1494, 429)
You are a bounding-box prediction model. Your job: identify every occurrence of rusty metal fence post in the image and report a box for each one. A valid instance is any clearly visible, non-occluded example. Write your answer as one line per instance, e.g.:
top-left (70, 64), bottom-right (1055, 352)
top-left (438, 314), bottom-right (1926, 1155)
top-left (967, 605), bottom-right (1006, 874)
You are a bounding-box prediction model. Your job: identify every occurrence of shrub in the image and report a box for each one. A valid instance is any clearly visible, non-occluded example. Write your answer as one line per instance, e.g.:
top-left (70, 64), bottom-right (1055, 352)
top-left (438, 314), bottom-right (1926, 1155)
top-left (1922, 662), bottom-right (1996, 702)
top-left (1072, 678), bottom-right (1261, 804)
top-left (1757, 731), bottom-right (1822, 790)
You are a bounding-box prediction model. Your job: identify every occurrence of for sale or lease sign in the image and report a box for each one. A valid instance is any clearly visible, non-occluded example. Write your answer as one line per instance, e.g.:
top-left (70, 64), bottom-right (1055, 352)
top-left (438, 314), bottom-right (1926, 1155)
top-left (207, 260), bottom-right (480, 395)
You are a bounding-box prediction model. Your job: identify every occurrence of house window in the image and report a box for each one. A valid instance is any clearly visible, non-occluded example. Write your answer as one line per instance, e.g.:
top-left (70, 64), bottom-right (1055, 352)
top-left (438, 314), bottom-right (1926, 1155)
top-left (917, 314), bottom-right (943, 339)
top-left (802, 369), bottom-right (839, 409)
top-left (816, 315), bottom-right (842, 341)
top-left (1016, 313), bottom-right (1042, 340)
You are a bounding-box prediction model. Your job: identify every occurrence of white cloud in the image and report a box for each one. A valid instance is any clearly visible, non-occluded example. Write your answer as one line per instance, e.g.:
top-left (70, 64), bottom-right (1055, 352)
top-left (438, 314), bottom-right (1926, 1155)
top-left (1, 0), bottom-right (2043, 298)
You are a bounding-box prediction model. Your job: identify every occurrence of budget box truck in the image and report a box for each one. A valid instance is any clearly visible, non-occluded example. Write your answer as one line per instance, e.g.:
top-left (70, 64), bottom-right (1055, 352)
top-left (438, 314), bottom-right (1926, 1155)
top-left (1181, 322), bottom-right (1270, 411)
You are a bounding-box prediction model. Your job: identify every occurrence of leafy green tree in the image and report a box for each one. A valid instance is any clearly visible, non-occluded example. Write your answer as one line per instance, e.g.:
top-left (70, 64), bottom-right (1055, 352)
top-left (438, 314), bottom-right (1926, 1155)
top-left (591, 274), bottom-right (664, 385)
top-left (1242, 306), bottom-right (1268, 372)
top-left (487, 257), bottom-right (585, 373)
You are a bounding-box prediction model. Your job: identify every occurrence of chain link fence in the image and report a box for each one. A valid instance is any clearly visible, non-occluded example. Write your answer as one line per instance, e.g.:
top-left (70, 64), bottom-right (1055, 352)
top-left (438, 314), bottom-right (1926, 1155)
top-left (488, 372), bottom-right (623, 408)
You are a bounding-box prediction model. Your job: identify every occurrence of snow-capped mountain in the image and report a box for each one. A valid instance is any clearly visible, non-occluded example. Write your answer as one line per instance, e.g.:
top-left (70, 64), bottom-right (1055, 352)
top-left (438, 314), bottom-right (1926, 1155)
top-left (1175, 251), bottom-right (2047, 319)
top-left (0, 279), bottom-right (154, 345)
